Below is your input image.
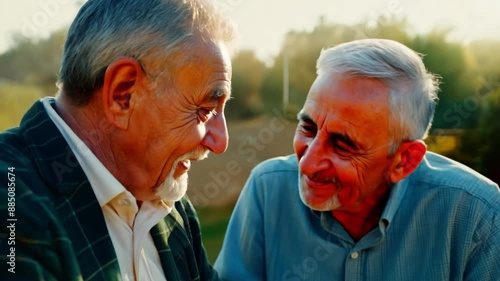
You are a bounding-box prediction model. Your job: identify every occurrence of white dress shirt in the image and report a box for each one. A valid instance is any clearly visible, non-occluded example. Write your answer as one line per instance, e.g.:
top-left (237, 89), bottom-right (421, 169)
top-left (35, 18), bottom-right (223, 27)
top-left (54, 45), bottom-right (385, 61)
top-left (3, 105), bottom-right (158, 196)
top-left (43, 97), bottom-right (170, 281)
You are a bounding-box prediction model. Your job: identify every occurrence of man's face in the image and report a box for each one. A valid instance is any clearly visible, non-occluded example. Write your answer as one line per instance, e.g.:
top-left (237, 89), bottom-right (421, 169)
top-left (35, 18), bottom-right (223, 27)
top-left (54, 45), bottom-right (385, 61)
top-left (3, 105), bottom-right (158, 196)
top-left (131, 39), bottom-right (232, 202)
top-left (293, 73), bottom-right (397, 212)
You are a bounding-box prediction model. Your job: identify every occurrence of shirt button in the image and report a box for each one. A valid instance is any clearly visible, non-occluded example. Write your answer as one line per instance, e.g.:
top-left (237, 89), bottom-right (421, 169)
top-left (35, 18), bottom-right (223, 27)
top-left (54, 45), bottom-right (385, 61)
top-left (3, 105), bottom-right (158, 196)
top-left (350, 252), bottom-right (359, 259)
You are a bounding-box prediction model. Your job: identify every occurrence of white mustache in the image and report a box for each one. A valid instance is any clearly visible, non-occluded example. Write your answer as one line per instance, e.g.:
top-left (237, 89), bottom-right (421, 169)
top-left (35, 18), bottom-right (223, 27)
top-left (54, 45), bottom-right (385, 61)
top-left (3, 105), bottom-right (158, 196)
top-left (180, 147), bottom-right (209, 162)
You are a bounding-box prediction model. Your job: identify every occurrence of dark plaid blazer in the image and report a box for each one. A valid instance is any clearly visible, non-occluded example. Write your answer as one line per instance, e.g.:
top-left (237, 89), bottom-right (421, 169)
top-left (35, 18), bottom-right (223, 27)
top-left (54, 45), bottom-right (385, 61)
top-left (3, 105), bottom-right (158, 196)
top-left (0, 99), bottom-right (219, 280)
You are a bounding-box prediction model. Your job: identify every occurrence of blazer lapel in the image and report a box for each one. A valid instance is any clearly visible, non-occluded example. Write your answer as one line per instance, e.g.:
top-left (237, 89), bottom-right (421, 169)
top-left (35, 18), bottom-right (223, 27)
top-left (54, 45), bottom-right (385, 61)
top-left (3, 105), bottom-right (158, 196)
top-left (21, 99), bottom-right (121, 280)
top-left (151, 203), bottom-right (201, 281)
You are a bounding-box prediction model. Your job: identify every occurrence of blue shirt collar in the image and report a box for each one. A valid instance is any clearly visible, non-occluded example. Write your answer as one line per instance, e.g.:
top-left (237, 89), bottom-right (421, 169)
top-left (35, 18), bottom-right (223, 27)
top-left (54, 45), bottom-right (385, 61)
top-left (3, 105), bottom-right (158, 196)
top-left (381, 174), bottom-right (410, 232)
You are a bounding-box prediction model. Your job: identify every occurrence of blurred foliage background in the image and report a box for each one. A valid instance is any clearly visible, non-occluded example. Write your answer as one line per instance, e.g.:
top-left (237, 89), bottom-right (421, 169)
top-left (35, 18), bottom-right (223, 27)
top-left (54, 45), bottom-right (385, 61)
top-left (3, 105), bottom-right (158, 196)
top-left (1, 16), bottom-right (499, 263)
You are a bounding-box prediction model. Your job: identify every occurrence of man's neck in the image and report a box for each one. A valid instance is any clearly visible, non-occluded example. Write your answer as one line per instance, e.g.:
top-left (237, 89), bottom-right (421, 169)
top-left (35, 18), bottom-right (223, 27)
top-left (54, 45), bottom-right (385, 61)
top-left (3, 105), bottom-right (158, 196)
top-left (54, 93), bottom-right (119, 176)
top-left (331, 186), bottom-right (391, 242)
top-left (54, 93), bottom-right (154, 202)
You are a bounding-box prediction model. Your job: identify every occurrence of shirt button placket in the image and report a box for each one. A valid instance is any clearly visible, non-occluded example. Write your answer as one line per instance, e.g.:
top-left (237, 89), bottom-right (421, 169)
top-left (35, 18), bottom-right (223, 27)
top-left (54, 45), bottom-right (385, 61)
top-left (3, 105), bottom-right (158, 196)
top-left (345, 251), bottom-right (362, 281)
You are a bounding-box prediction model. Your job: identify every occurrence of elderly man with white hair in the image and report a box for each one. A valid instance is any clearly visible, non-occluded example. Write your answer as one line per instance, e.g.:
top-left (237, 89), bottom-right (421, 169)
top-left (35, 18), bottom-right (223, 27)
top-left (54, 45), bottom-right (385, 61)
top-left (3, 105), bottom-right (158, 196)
top-left (0, 0), bottom-right (235, 280)
top-left (215, 39), bottom-right (500, 281)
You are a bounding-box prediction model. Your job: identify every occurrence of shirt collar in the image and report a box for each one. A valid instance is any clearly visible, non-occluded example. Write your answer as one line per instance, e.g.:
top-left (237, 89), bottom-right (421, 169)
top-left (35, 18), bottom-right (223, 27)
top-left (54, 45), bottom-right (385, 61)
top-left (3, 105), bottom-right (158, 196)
top-left (380, 175), bottom-right (410, 231)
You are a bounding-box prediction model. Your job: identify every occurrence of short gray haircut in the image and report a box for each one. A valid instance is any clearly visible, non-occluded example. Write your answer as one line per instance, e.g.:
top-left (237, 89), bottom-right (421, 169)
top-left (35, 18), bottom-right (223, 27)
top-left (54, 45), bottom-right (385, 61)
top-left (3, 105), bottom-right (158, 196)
top-left (316, 39), bottom-right (440, 154)
top-left (58, 0), bottom-right (235, 106)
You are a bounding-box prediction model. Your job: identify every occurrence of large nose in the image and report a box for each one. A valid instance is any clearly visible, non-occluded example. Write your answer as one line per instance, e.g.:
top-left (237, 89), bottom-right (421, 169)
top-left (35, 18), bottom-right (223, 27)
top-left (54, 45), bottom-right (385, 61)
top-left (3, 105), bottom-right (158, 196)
top-left (201, 113), bottom-right (229, 154)
top-left (298, 136), bottom-right (332, 177)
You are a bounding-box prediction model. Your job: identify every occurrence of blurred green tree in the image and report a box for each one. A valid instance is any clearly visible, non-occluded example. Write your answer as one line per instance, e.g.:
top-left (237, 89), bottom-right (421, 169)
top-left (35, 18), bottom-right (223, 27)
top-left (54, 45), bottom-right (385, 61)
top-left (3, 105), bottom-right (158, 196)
top-left (225, 50), bottom-right (267, 118)
top-left (0, 29), bottom-right (66, 95)
top-left (410, 30), bottom-right (477, 129)
top-left (0, 83), bottom-right (44, 129)
top-left (474, 88), bottom-right (500, 183)
top-left (260, 16), bottom-right (413, 116)
top-left (447, 40), bottom-right (500, 183)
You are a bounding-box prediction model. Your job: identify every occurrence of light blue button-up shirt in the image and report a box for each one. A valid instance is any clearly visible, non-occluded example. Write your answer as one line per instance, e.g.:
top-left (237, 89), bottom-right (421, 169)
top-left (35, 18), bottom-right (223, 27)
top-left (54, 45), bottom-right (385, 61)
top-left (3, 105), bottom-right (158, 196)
top-left (215, 152), bottom-right (500, 281)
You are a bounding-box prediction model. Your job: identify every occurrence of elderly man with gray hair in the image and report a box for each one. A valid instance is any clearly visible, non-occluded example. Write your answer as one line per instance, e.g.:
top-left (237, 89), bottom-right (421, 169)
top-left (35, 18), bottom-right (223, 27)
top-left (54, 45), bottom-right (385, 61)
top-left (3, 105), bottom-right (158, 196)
top-left (215, 39), bottom-right (500, 281)
top-left (0, 0), bottom-right (235, 280)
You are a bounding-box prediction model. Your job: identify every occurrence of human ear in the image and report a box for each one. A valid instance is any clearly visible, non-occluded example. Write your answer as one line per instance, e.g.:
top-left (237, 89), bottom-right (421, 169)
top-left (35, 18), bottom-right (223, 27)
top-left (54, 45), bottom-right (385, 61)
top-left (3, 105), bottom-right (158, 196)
top-left (389, 140), bottom-right (426, 183)
top-left (101, 57), bottom-right (145, 129)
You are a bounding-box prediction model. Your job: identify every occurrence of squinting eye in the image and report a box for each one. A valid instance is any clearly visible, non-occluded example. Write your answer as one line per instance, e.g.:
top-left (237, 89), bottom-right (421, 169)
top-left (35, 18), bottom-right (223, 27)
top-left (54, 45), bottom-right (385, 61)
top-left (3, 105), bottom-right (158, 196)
top-left (299, 123), bottom-right (315, 132)
top-left (333, 140), bottom-right (351, 154)
top-left (198, 108), bottom-right (217, 122)
top-left (298, 124), bottom-right (317, 137)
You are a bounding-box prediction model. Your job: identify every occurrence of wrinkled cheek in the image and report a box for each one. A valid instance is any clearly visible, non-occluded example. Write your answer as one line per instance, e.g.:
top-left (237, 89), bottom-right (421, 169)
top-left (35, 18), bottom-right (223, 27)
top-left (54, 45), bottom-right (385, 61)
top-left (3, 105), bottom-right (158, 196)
top-left (332, 162), bottom-right (361, 206)
top-left (337, 185), bottom-right (357, 206)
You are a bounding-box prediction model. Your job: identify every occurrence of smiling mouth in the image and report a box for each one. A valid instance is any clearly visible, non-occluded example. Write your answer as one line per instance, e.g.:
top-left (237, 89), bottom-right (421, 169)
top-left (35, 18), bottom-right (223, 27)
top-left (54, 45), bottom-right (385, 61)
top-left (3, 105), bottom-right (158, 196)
top-left (304, 176), bottom-right (336, 189)
top-left (173, 150), bottom-right (209, 178)
top-left (178, 159), bottom-right (191, 170)
top-left (173, 159), bottom-right (191, 178)
top-left (301, 175), bottom-right (342, 199)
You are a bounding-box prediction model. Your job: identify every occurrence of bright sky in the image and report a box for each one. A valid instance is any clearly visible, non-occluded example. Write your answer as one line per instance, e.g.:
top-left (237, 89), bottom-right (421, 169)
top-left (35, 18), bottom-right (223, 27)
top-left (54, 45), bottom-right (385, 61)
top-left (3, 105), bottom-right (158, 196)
top-left (0, 0), bottom-right (499, 62)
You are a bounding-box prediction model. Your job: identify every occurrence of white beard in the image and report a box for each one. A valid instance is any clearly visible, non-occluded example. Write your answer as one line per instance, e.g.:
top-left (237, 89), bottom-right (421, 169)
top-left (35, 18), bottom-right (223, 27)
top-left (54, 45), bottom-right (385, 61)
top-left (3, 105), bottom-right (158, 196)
top-left (155, 149), bottom-right (208, 202)
top-left (298, 175), bottom-right (342, 211)
top-left (155, 166), bottom-right (189, 202)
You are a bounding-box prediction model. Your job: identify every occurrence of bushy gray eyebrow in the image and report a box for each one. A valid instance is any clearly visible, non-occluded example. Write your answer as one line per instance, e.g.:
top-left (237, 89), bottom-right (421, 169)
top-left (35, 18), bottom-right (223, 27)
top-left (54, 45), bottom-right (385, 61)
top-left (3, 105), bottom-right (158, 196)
top-left (297, 112), bottom-right (359, 151)
top-left (297, 112), bottom-right (314, 124)
top-left (208, 88), bottom-right (229, 101)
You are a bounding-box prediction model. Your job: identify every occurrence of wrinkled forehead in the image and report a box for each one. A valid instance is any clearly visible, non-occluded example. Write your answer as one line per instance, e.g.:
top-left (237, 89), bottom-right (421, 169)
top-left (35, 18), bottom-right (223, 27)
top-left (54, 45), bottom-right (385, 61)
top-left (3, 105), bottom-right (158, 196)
top-left (299, 74), bottom-right (393, 150)
top-left (309, 72), bottom-right (389, 101)
top-left (142, 37), bottom-right (232, 76)
top-left (303, 73), bottom-right (391, 126)
top-left (186, 37), bottom-right (232, 68)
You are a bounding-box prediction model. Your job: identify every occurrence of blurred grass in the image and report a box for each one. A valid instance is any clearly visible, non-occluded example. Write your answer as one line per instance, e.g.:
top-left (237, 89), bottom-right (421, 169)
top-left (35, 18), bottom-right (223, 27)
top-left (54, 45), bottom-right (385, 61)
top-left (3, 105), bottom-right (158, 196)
top-left (0, 82), bottom-right (46, 130)
top-left (197, 205), bottom-right (235, 264)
